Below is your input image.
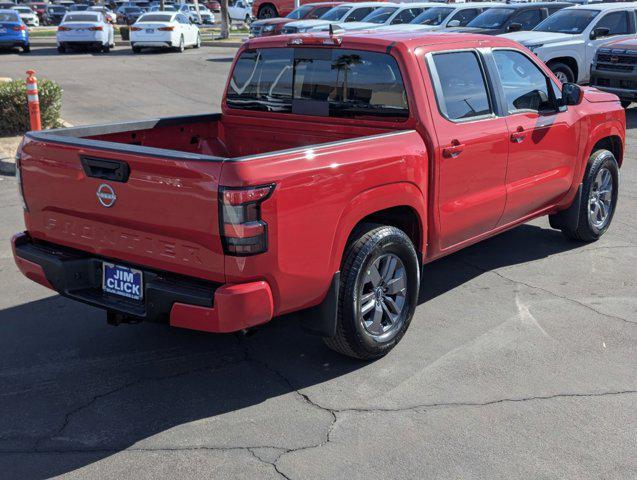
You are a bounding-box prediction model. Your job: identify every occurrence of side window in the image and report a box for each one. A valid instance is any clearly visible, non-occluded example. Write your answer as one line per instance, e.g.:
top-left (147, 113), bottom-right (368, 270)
top-left (308, 6), bottom-right (330, 19)
top-left (511, 9), bottom-right (543, 30)
top-left (595, 11), bottom-right (631, 35)
top-left (450, 8), bottom-right (479, 27)
top-left (346, 7), bottom-right (373, 22)
top-left (430, 51), bottom-right (492, 121)
top-left (391, 8), bottom-right (422, 25)
top-left (493, 50), bottom-right (553, 113)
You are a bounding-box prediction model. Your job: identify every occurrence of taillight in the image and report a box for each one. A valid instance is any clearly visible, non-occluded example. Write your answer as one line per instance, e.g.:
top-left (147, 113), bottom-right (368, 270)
top-left (58, 25), bottom-right (70, 31)
top-left (219, 184), bottom-right (275, 256)
top-left (15, 151), bottom-right (28, 212)
top-left (158, 26), bottom-right (174, 31)
top-left (130, 26), bottom-right (142, 31)
top-left (89, 26), bottom-right (103, 31)
top-left (12, 25), bottom-right (26, 31)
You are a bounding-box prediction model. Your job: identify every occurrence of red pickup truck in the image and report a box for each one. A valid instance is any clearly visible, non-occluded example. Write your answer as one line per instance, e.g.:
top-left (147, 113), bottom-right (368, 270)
top-left (13, 31), bottom-right (624, 359)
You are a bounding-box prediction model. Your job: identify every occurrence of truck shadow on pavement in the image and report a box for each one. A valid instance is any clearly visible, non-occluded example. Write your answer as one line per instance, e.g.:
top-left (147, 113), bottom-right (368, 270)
top-left (0, 223), bottom-right (582, 478)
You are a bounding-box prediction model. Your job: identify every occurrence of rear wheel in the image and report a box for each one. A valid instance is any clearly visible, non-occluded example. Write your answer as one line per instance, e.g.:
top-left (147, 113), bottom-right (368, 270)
top-left (102, 42), bottom-right (110, 53)
top-left (57, 44), bottom-right (65, 53)
top-left (323, 224), bottom-right (420, 360)
top-left (194, 33), bottom-right (201, 48)
top-left (257, 4), bottom-right (277, 19)
top-left (132, 45), bottom-right (141, 53)
top-left (244, 14), bottom-right (251, 25)
top-left (22, 43), bottom-right (30, 53)
top-left (552, 149), bottom-right (619, 242)
top-left (549, 61), bottom-right (575, 84)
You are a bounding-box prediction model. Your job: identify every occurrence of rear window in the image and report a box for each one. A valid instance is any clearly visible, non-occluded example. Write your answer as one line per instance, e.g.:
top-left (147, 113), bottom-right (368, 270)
top-left (0, 12), bottom-right (19, 21)
top-left (227, 48), bottom-right (409, 121)
top-left (64, 13), bottom-right (99, 22)
top-left (139, 13), bottom-right (172, 21)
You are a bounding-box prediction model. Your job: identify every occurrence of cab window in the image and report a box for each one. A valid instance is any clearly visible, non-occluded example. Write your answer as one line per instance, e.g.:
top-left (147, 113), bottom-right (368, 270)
top-left (429, 51), bottom-right (492, 121)
top-left (595, 11), bottom-right (632, 35)
top-left (493, 50), bottom-right (553, 113)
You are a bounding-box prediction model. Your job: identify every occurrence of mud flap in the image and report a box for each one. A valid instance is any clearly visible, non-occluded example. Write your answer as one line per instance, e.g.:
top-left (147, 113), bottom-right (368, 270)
top-left (549, 185), bottom-right (582, 232)
top-left (300, 272), bottom-right (340, 337)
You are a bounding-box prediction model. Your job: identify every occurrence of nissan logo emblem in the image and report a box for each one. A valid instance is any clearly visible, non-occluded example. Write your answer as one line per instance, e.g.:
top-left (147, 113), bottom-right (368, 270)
top-left (96, 183), bottom-right (117, 208)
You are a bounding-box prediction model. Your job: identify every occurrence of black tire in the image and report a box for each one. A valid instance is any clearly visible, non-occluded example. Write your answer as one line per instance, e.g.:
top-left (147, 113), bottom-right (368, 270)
top-left (132, 45), bottom-right (141, 53)
top-left (175, 35), bottom-right (184, 53)
top-left (102, 43), bottom-right (110, 53)
top-left (57, 44), bottom-right (65, 53)
top-left (555, 149), bottom-right (619, 242)
top-left (257, 4), bottom-right (277, 19)
top-left (194, 33), bottom-right (201, 48)
top-left (22, 43), bottom-right (30, 53)
top-left (621, 100), bottom-right (631, 109)
top-left (323, 224), bottom-right (420, 360)
top-left (549, 61), bottom-right (575, 84)
top-left (244, 14), bottom-right (251, 25)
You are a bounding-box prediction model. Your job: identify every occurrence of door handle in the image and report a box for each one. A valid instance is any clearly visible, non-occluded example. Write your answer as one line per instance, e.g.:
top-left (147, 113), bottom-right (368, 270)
top-left (442, 140), bottom-right (465, 158)
top-left (510, 126), bottom-right (526, 143)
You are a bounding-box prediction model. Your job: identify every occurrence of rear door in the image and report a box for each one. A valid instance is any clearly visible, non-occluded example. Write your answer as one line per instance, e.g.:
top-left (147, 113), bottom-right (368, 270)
top-left (425, 48), bottom-right (509, 250)
top-left (490, 48), bottom-right (580, 226)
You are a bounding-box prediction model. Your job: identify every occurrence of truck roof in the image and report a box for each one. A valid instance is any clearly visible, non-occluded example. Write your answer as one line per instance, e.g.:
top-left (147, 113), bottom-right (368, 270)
top-left (247, 29), bottom-right (522, 52)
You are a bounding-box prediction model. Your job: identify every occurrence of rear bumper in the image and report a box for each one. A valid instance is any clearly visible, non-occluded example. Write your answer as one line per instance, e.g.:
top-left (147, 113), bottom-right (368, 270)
top-left (0, 39), bottom-right (27, 48)
top-left (131, 40), bottom-right (173, 48)
top-left (12, 232), bottom-right (274, 333)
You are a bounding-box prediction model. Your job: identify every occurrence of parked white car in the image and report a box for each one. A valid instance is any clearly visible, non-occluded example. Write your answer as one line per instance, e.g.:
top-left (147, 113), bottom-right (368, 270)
top-left (228, 0), bottom-right (252, 24)
top-left (178, 4), bottom-right (215, 24)
top-left (502, 3), bottom-right (637, 84)
top-left (57, 11), bottom-right (114, 53)
top-left (333, 3), bottom-right (439, 31)
top-left (12, 5), bottom-right (39, 26)
top-left (281, 2), bottom-right (395, 34)
top-left (379, 2), bottom-right (501, 32)
top-left (88, 6), bottom-right (117, 24)
top-left (130, 11), bottom-right (200, 53)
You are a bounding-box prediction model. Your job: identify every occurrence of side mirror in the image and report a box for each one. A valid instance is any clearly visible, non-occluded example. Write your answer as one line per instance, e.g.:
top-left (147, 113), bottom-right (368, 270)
top-left (590, 27), bottom-right (610, 40)
top-left (561, 82), bottom-right (582, 106)
top-left (447, 19), bottom-right (460, 27)
top-left (507, 22), bottom-right (522, 33)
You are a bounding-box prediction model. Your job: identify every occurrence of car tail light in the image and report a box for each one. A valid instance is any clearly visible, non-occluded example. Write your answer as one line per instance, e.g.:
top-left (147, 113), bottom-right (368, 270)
top-left (130, 26), bottom-right (141, 31)
top-left (58, 25), bottom-right (70, 31)
top-left (219, 184), bottom-right (275, 256)
top-left (89, 26), bottom-right (103, 31)
top-left (158, 26), bottom-right (174, 31)
top-left (12, 25), bottom-right (26, 31)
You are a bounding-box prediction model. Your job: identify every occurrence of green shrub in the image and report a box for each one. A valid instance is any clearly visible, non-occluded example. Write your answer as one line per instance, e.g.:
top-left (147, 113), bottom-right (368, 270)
top-left (0, 78), bottom-right (63, 136)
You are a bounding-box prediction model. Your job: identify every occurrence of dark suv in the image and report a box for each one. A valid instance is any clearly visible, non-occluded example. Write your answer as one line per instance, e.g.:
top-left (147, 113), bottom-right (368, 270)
top-left (448, 2), bottom-right (569, 35)
top-left (591, 38), bottom-right (637, 108)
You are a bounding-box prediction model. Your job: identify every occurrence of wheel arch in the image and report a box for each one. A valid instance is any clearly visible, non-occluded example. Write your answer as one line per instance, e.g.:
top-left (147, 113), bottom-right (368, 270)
top-left (328, 182), bottom-right (427, 275)
top-left (547, 55), bottom-right (579, 82)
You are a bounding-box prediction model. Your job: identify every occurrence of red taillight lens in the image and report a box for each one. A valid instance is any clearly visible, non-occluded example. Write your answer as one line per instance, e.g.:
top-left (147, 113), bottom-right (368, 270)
top-left (219, 185), bottom-right (274, 256)
top-left (130, 26), bottom-right (142, 31)
top-left (12, 25), bottom-right (26, 31)
top-left (58, 25), bottom-right (70, 31)
top-left (89, 26), bottom-right (103, 31)
top-left (158, 26), bottom-right (174, 31)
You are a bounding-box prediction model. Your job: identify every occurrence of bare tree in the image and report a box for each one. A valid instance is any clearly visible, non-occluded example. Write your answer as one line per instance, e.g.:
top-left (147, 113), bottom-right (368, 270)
top-left (193, 0), bottom-right (202, 24)
top-left (159, 0), bottom-right (164, 10)
top-left (220, 0), bottom-right (229, 39)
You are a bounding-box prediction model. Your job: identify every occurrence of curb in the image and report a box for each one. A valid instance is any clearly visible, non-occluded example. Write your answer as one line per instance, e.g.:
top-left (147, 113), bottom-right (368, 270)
top-left (29, 40), bottom-right (244, 48)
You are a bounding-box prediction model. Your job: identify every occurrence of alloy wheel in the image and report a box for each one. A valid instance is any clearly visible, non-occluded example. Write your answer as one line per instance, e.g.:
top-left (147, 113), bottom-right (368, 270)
top-left (588, 166), bottom-right (613, 229)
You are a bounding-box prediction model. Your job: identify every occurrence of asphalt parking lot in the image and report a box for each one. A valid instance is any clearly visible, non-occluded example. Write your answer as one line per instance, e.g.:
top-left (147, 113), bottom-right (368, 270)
top-left (0, 45), bottom-right (636, 479)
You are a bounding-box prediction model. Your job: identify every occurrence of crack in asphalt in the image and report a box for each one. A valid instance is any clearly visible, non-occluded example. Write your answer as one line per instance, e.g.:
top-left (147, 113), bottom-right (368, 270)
top-left (458, 258), bottom-right (637, 326)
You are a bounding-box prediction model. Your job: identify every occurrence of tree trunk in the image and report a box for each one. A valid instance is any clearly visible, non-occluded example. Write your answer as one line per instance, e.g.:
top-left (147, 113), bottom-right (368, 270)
top-left (193, 0), bottom-right (202, 24)
top-left (220, 0), bottom-right (229, 39)
top-left (159, 0), bottom-right (164, 10)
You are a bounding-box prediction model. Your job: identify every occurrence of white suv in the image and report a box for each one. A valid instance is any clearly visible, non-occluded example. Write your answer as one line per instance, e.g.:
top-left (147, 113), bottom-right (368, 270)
top-left (503, 3), bottom-right (637, 84)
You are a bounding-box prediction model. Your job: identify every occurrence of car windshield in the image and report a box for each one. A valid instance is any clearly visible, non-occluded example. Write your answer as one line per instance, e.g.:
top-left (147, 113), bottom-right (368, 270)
top-left (0, 12), bottom-right (19, 21)
top-left (286, 5), bottom-right (312, 19)
top-left (64, 13), bottom-right (98, 21)
top-left (227, 48), bottom-right (409, 120)
top-left (51, 6), bottom-right (66, 12)
top-left (125, 7), bottom-right (142, 12)
top-left (14, 7), bottom-right (32, 13)
top-left (466, 8), bottom-right (514, 29)
top-left (139, 13), bottom-right (172, 21)
top-left (71, 5), bottom-right (89, 10)
top-left (320, 6), bottom-right (349, 21)
top-left (533, 8), bottom-right (599, 34)
top-left (361, 7), bottom-right (398, 24)
top-left (150, 5), bottom-right (176, 10)
top-left (411, 7), bottom-right (453, 26)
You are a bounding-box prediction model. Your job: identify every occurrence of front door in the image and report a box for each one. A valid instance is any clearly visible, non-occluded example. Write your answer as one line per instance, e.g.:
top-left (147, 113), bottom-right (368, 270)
top-left (425, 49), bottom-right (510, 250)
top-left (491, 49), bottom-right (579, 226)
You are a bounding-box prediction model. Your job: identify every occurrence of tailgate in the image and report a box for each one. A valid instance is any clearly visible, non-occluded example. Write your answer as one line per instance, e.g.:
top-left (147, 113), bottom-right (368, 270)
top-left (19, 137), bottom-right (226, 283)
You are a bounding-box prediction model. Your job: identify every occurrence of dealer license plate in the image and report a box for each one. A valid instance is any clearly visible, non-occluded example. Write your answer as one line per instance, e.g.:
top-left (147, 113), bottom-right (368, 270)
top-left (102, 262), bottom-right (143, 301)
